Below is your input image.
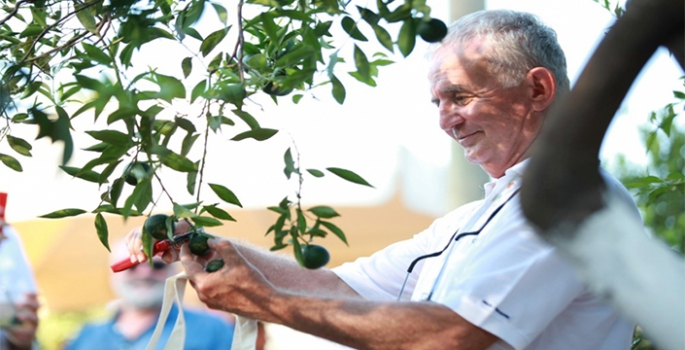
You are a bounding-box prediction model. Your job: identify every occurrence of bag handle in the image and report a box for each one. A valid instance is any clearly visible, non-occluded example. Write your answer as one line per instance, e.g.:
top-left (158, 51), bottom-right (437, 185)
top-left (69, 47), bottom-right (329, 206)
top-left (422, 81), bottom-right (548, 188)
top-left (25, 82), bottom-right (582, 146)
top-left (145, 272), bottom-right (259, 350)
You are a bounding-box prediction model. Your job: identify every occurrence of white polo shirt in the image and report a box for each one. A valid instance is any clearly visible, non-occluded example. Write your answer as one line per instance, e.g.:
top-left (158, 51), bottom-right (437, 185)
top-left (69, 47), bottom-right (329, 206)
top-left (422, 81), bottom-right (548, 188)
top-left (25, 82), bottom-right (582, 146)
top-left (333, 161), bottom-right (638, 350)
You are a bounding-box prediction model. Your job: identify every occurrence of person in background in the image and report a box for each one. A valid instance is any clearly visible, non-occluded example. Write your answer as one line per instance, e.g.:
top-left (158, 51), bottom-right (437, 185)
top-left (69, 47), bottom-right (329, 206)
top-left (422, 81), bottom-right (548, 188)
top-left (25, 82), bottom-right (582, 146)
top-left (0, 194), bottom-right (40, 350)
top-left (64, 240), bottom-right (234, 350)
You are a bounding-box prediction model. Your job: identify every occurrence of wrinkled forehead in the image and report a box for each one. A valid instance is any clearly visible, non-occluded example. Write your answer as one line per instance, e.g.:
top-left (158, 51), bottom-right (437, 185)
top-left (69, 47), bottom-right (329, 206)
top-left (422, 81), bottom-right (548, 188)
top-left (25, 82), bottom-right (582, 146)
top-left (427, 40), bottom-right (495, 87)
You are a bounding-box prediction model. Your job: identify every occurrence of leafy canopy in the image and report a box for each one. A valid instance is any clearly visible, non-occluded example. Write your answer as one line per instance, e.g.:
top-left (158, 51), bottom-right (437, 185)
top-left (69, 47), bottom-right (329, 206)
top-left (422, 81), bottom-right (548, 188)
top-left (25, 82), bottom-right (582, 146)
top-left (0, 0), bottom-right (445, 263)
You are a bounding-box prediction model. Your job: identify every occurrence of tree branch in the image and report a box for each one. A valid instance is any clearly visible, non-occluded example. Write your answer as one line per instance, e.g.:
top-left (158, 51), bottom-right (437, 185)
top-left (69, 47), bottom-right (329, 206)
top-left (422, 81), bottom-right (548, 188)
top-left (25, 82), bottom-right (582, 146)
top-left (0, 0), bottom-right (29, 27)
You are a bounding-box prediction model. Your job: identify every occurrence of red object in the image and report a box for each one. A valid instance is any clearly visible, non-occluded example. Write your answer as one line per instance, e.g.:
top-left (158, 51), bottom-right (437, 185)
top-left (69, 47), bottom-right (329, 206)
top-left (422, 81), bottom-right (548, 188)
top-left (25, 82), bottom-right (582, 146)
top-left (110, 239), bottom-right (173, 272)
top-left (109, 231), bottom-right (196, 272)
top-left (0, 192), bottom-right (7, 220)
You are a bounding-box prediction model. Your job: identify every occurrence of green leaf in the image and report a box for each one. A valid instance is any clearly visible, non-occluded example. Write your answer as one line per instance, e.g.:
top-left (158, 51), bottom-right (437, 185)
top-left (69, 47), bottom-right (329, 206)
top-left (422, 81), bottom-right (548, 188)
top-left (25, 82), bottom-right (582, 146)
top-left (385, 4), bottom-right (412, 23)
top-left (296, 208), bottom-right (306, 234)
top-left (192, 216), bottom-right (223, 227)
top-left (231, 128), bottom-right (278, 141)
top-left (40, 208), bottom-right (87, 219)
top-left (357, 6), bottom-right (380, 25)
top-left (232, 109), bottom-right (260, 130)
top-left (211, 2), bottom-right (228, 23)
top-left (95, 213), bottom-right (110, 252)
top-left (274, 46), bottom-right (317, 68)
top-left (173, 202), bottom-right (197, 218)
top-left (107, 107), bottom-right (138, 125)
top-left (142, 224), bottom-right (154, 262)
top-left (76, 7), bottom-right (98, 34)
top-left (291, 228), bottom-right (304, 265)
top-left (200, 27), bottom-right (230, 57)
top-left (259, 12), bottom-right (279, 42)
top-left (341, 16), bottom-right (367, 41)
top-left (85, 129), bottom-right (130, 145)
top-left (30, 106), bottom-right (73, 164)
top-left (60, 165), bottom-right (104, 183)
top-left (326, 167), bottom-right (374, 187)
top-left (209, 183), bottom-right (243, 207)
top-left (203, 205), bottom-right (236, 221)
top-left (181, 133), bottom-right (200, 157)
top-left (19, 24), bottom-right (43, 38)
top-left (673, 90), bottom-right (685, 99)
top-left (309, 206), bottom-right (340, 219)
top-left (123, 178), bottom-right (153, 218)
top-left (156, 148), bottom-right (198, 172)
top-left (372, 24), bottom-right (394, 52)
top-left (155, 74), bottom-right (186, 102)
top-left (330, 75), bottom-right (346, 104)
top-left (214, 84), bottom-right (245, 107)
top-left (353, 45), bottom-right (370, 81)
top-left (74, 75), bottom-right (105, 91)
top-left (182, 57), bottom-right (193, 78)
top-left (187, 170), bottom-right (198, 195)
top-left (110, 178), bottom-right (124, 207)
top-left (397, 19), bottom-right (416, 57)
top-left (6, 135), bottom-right (32, 157)
top-left (320, 220), bottom-right (348, 245)
top-left (283, 148), bottom-right (296, 179)
top-left (306, 169), bottom-right (325, 177)
top-left (98, 159), bottom-right (121, 184)
top-left (82, 43), bottom-right (111, 65)
top-left (191, 80), bottom-right (207, 103)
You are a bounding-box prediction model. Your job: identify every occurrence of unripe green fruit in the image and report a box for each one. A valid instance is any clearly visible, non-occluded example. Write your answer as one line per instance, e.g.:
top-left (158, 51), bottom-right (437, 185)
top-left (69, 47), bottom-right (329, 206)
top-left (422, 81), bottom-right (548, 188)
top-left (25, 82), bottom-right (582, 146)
top-left (188, 233), bottom-right (211, 256)
top-left (417, 18), bottom-right (447, 43)
top-left (144, 214), bottom-right (174, 240)
top-left (301, 244), bottom-right (330, 269)
top-left (124, 162), bottom-right (151, 186)
top-left (205, 259), bottom-right (225, 273)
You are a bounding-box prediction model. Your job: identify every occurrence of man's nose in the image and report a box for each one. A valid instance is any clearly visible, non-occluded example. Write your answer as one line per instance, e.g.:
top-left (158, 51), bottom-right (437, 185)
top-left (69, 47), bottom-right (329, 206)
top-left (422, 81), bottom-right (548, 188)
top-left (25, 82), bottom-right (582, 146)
top-left (438, 104), bottom-right (464, 131)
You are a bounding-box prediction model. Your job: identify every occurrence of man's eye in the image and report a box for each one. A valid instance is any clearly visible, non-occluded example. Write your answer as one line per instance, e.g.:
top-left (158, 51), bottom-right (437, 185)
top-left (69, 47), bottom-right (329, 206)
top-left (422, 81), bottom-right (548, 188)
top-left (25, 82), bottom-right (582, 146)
top-left (453, 95), bottom-right (471, 105)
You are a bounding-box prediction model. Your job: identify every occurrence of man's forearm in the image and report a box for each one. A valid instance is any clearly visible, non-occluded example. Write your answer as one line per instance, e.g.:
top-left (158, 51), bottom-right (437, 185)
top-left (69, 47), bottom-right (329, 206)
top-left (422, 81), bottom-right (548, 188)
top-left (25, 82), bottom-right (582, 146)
top-left (259, 292), bottom-right (497, 350)
top-left (231, 239), bottom-right (360, 297)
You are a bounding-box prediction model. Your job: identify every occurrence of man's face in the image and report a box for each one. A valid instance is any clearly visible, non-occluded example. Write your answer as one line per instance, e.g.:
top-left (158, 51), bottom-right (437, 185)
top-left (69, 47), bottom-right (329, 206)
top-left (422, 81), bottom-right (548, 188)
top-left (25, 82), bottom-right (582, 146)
top-left (110, 253), bottom-right (175, 310)
top-left (428, 40), bottom-right (543, 178)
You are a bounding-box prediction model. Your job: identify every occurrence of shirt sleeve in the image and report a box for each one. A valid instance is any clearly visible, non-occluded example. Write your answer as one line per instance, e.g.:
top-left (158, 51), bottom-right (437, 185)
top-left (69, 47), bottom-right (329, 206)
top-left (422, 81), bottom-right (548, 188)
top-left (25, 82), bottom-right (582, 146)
top-left (333, 201), bottom-right (481, 301)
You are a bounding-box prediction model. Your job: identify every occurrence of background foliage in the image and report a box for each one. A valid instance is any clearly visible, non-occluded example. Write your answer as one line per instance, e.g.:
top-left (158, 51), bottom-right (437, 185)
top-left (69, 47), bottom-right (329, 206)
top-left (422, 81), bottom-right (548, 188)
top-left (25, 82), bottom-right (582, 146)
top-left (0, 0), bottom-right (446, 263)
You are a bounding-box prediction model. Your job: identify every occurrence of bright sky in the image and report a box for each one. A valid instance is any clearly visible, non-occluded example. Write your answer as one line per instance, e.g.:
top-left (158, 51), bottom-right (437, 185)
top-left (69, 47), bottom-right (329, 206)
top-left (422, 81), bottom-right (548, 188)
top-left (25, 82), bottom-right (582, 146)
top-left (0, 0), bottom-right (682, 222)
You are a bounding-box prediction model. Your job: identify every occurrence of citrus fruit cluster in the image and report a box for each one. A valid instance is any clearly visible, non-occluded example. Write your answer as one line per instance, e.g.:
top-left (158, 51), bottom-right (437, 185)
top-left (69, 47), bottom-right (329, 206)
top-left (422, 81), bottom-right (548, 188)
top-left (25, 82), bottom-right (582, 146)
top-left (142, 214), bottom-right (224, 273)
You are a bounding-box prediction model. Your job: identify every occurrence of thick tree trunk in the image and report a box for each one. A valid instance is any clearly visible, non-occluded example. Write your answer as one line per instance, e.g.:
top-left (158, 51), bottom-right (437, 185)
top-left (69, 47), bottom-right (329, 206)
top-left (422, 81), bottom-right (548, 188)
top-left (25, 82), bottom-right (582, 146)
top-left (520, 1), bottom-right (685, 349)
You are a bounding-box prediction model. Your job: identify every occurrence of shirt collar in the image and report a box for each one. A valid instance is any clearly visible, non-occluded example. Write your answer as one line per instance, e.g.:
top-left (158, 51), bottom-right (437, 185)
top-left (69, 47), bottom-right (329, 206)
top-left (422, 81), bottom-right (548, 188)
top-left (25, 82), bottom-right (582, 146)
top-left (483, 159), bottom-right (529, 196)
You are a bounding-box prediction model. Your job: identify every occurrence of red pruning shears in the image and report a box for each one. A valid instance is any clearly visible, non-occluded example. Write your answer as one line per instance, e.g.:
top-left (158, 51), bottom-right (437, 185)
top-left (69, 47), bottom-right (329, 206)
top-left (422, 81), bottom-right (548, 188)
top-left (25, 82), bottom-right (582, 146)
top-left (110, 231), bottom-right (196, 273)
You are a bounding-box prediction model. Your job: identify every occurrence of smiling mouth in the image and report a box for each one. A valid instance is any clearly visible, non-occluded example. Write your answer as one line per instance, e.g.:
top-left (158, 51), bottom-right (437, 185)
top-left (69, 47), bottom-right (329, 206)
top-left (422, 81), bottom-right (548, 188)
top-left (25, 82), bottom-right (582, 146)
top-left (452, 128), bottom-right (478, 141)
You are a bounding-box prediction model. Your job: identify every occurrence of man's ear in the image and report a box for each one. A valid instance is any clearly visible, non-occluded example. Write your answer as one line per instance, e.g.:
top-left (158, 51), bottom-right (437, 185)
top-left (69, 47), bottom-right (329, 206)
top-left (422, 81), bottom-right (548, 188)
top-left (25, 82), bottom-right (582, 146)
top-left (526, 67), bottom-right (557, 112)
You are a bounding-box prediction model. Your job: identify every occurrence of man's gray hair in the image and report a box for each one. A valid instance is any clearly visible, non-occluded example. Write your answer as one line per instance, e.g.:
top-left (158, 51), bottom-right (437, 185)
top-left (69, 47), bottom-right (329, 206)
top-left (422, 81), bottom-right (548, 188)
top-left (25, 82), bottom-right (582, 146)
top-left (430, 10), bottom-right (570, 93)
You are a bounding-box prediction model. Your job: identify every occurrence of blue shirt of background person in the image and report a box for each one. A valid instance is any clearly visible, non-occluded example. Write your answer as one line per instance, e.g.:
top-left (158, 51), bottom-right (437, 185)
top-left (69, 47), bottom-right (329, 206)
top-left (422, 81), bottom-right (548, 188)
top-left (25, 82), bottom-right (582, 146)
top-left (65, 304), bottom-right (234, 350)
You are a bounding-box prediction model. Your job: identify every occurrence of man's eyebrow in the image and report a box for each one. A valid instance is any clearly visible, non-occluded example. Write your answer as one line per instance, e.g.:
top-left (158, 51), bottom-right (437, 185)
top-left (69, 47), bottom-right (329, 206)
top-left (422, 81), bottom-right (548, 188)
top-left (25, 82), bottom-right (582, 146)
top-left (441, 85), bottom-right (466, 94)
top-left (431, 85), bottom-right (468, 103)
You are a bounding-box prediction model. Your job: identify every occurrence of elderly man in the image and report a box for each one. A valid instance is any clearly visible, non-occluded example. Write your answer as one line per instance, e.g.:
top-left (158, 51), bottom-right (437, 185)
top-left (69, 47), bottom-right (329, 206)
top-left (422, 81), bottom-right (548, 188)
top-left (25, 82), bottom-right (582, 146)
top-left (126, 9), bottom-right (640, 350)
top-left (65, 241), bottom-right (235, 350)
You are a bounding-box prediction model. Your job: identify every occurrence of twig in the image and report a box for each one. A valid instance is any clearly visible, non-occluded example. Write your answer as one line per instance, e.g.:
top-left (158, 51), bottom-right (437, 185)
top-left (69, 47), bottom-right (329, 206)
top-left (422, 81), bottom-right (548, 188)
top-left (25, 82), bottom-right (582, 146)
top-left (19, 0), bottom-right (103, 64)
top-left (194, 99), bottom-right (212, 208)
top-left (0, 0), bottom-right (29, 27)
top-left (236, 0), bottom-right (246, 84)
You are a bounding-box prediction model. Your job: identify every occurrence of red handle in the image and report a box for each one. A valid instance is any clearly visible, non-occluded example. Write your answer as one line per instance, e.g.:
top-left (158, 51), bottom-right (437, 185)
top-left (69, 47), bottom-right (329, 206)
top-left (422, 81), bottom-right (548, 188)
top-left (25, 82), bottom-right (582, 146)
top-left (110, 239), bottom-right (172, 272)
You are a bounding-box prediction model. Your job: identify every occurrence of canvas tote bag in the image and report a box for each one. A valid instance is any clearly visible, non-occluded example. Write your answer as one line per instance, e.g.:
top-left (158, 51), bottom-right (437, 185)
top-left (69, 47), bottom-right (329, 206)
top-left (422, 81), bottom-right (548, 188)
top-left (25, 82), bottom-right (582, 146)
top-left (145, 272), bottom-right (259, 350)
